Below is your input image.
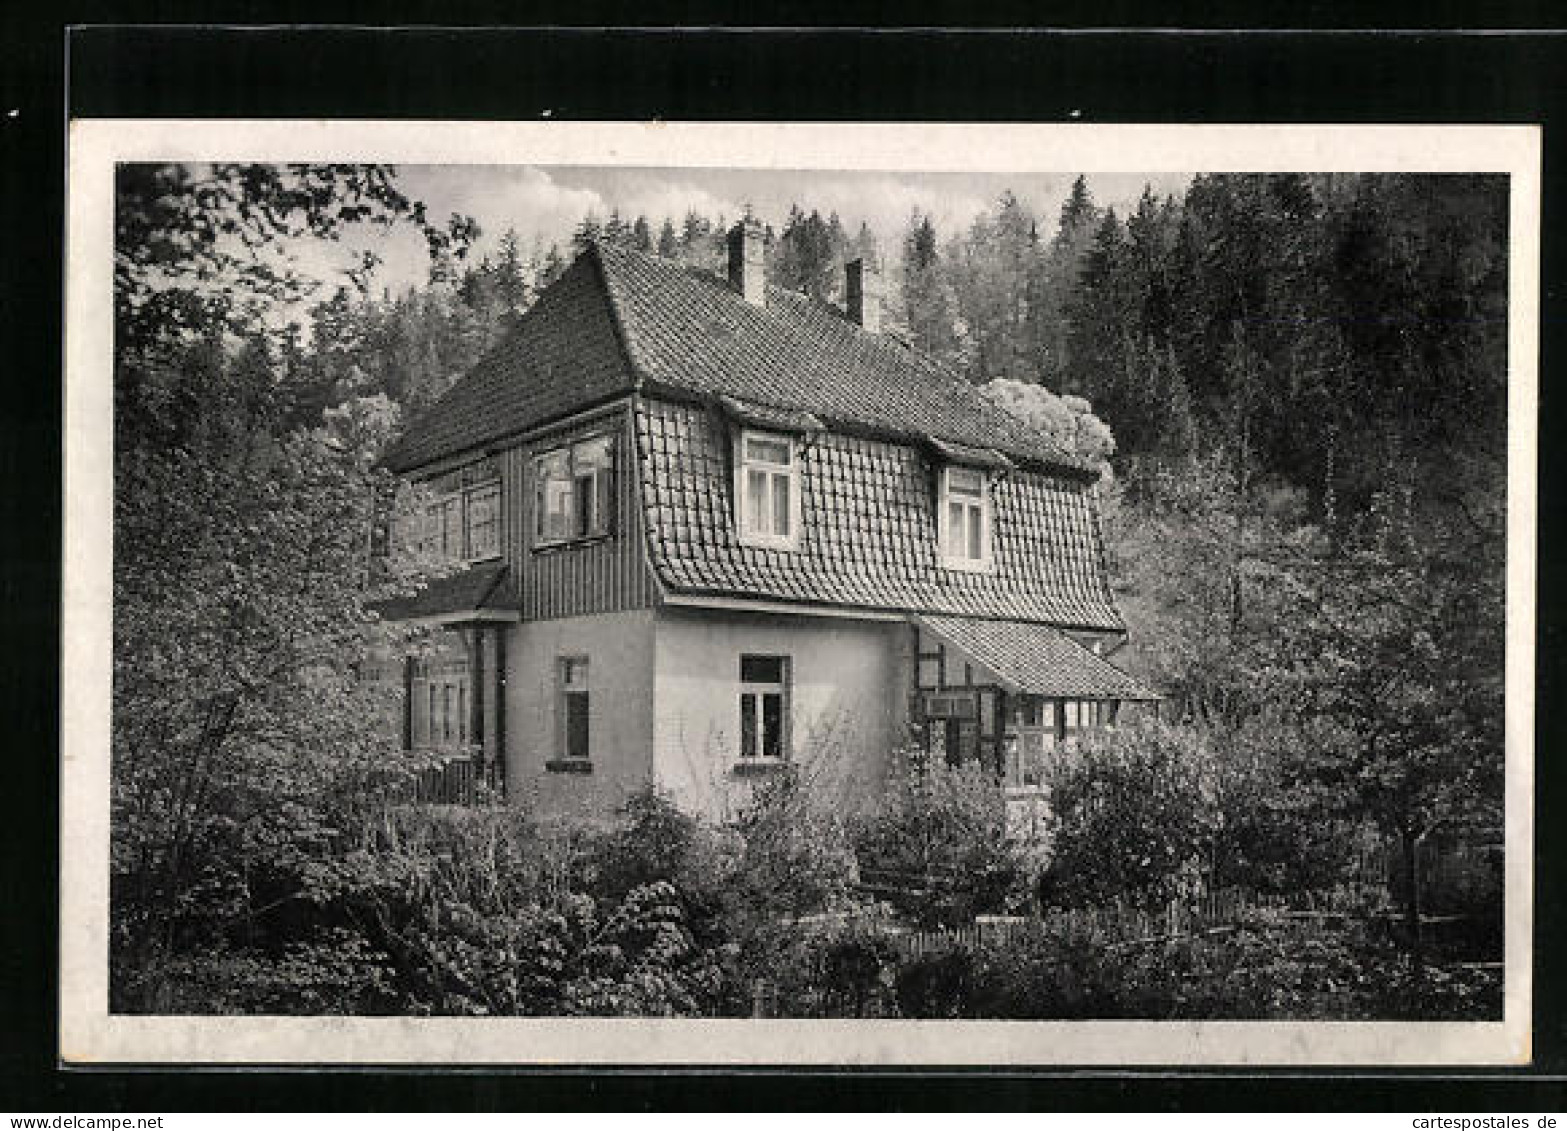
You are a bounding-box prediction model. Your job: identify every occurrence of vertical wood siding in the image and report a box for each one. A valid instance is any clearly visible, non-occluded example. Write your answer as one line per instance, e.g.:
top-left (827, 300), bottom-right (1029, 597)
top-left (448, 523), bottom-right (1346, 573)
top-left (500, 401), bottom-right (656, 621)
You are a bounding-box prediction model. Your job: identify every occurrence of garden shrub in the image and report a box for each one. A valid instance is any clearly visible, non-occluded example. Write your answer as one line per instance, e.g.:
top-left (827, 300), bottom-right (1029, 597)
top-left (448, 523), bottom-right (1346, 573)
top-left (113, 929), bottom-right (400, 1016)
top-left (919, 909), bottom-right (1502, 1021)
top-left (589, 785), bottom-right (705, 901)
top-left (816, 918), bottom-right (902, 1017)
top-left (1209, 713), bottom-right (1366, 896)
top-left (893, 946), bottom-right (976, 1019)
top-left (756, 909), bottom-right (902, 1018)
top-left (1041, 720), bottom-right (1218, 909)
top-left (109, 741), bottom-right (1500, 1022)
top-left (725, 769), bottom-right (860, 932)
top-left (853, 757), bottom-right (1031, 928)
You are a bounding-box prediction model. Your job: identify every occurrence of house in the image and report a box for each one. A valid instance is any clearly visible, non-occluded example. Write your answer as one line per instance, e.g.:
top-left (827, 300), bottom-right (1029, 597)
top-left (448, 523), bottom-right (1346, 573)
top-left (374, 219), bottom-right (1159, 826)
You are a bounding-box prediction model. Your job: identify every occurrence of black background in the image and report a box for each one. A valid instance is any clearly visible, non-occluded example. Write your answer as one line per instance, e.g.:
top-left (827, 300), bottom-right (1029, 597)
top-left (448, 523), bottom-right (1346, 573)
top-left (4, 10), bottom-right (1566, 1112)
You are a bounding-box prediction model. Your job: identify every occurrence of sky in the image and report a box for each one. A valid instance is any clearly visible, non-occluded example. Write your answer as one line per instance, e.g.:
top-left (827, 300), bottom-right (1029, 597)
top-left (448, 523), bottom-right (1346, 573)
top-left (315, 165), bottom-right (1196, 299)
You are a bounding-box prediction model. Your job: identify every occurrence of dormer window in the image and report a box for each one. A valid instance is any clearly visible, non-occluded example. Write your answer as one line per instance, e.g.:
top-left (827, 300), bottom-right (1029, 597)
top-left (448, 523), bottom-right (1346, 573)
top-left (939, 466), bottom-right (992, 571)
top-left (735, 429), bottom-right (800, 549)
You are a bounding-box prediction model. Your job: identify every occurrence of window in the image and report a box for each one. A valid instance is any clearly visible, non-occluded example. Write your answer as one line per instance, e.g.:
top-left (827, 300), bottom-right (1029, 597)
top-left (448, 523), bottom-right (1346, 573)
top-left (939, 466), bottom-right (992, 570)
top-left (1058, 699), bottom-right (1118, 743)
top-left (1010, 695), bottom-right (1058, 788)
top-left (738, 655), bottom-right (789, 761)
top-left (735, 430), bottom-right (799, 549)
top-left (923, 692), bottom-right (976, 719)
top-left (465, 481), bottom-right (500, 560)
top-left (558, 657), bottom-right (591, 760)
top-left (417, 460), bottom-right (502, 565)
top-left (409, 651), bottom-right (471, 751)
top-left (535, 435), bottom-right (614, 546)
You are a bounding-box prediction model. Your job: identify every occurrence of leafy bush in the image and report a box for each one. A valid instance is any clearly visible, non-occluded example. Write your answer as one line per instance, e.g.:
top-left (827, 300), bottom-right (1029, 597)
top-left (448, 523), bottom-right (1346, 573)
top-left (853, 758), bottom-right (1032, 928)
top-left (589, 785), bottom-right (706, 901)
top-left (726, 769), bottom-right (861, 931)
top-left (757, 910), bottom-right (902, 1018)
top-left (113, 930), bottom-right (401, 1016)
top-left (1041, 720), bottom-right (1218, 908)
top-left (1208, 712), bottom-right (1367, 895)
top-left (891, 909), bottom-right (1499, 1021)
top-left (892, 946), bottom-right (976, 1019)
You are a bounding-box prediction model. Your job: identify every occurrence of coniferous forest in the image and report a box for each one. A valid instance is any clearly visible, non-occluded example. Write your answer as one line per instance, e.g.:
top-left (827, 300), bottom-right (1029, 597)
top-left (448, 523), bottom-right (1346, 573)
top-left (109, 164), bottom-right (1508, 1019)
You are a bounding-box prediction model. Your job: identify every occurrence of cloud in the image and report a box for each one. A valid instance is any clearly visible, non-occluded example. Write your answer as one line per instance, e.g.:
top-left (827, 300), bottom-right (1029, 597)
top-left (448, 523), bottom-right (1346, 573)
top-left (776, 175), bottom-right (994, 250)
top-left (599, 175), bottom-right (747, 233)
top-left (326, 167), bottom-right (607, 296)
top-left (440, 166), bottom-right (606, 247)
top-left (314, 165), bottom-right (1196, 300)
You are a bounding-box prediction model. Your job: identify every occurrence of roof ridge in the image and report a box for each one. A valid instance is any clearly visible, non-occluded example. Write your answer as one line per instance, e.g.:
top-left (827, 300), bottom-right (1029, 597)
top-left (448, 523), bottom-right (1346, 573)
top-left (589, 238), bottom-right (1090, 469)
top-left (588, 240), bottom-right (1092, 474)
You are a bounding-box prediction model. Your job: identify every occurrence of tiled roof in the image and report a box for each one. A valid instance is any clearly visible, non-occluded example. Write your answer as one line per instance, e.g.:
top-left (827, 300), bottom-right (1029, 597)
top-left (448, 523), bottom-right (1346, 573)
top-left (383, 253), bottom-right (637, 473)
top-left (637, 400), bottom-right (1123, 631)
top-left (595, 242), bottom-right (1092, 473)
top-left (385, 240), bottom-right (1095, 476)
top-left (381, 241), bottom-right (1127, 632)
top-left (917, 614), bottom-right (1161, 700)
top-left (371, 562), bottom-right (519, 621)
top-left (717, 394), bottom-right (824, 435)
top-left (926, 435), bottom-right (1014, 470)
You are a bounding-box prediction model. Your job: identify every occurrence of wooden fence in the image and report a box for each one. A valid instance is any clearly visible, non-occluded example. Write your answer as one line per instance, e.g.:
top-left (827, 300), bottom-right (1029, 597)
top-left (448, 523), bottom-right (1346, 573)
top-left (889, 884), bottom-right (1397, 960)
top-left (858, 835), bottom-right (1497, 938)
top-left (411, 754), bottom-right (505, 806)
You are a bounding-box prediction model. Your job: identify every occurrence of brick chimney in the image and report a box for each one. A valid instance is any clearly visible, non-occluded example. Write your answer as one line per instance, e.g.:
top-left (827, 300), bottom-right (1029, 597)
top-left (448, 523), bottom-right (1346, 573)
top-left (726, 217), bottom-right (766, 306)
top-left (845, 257), bottom-right (881, 333)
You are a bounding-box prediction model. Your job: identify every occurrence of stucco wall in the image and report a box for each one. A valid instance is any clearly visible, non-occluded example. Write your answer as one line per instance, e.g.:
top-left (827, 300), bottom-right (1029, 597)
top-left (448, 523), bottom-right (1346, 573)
top-left (652, 605), bottom-right (915, 822)
top-left (503, 608), bottom-right (656, 824)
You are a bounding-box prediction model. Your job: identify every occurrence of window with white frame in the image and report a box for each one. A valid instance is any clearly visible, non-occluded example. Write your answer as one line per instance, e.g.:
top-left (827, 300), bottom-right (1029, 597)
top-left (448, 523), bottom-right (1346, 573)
top-left (735, 430), bottom-right (799, 548)
top-left (939, 465), bottom-right (992, 569)
top-left (558, 657), bottom-right (591, 760)
top-left (535, 434), bottom-right (614, 547)
top-left (738, 654), bottom-right (790, 761)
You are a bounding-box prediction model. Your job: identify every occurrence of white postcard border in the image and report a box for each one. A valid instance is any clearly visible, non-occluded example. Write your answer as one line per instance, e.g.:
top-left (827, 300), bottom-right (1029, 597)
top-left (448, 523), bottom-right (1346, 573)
top-left (61, 120), bottom-right (1539, 1067)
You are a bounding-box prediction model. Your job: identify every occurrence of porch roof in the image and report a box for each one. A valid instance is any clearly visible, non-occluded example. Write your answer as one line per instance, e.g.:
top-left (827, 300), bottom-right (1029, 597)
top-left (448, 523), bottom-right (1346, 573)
top-left (371, 562), bottom-right (520, 623)
top-left (915, 613), bottom-right (1161, 701)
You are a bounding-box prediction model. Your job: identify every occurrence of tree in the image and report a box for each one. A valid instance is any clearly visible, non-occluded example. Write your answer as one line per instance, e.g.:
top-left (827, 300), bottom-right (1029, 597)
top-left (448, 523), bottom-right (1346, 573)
top-left (110, 163), bottom-right (462, 1008)
top-left (657, 218), bottom-right (679, 258)
top-left (572, 212), bottom-right (603, 253)
top-left (680, 210), bottom-right (712, 247)
top-left (1277, 485), bottom-right (1504, 955)
top-left (948, 192), bottom-right (1041, 384)
top-left (1041, 721), bottom-right (1220, 908)
top-left (979, 378), bottom-right (1115, 472)
top-left (539, 243), bottom-right (568, 287)
top-left (900, 211), bottom-right (958, 363)
top-left (492, 227), bottom-right (531, 316)
top-left (1063, 209), bottom-right (1131, 397)
top-left (603, 208), bottom-right (629, 246)
top-left (1023, 175), bottom-right (1102, 389)
top-left (112, 352), bottom-right (431, 1006)
top-left (771, 206), bottom-right (842, 302)
top-left (631, 215), bottom-right (654, 252)
top-left (115, 163), bottom-right (471, 443)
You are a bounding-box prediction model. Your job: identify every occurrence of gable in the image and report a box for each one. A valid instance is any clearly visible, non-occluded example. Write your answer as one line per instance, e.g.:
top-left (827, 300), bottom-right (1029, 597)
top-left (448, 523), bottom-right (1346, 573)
top-left (383, 252), bottom-right (638, 473)
top-left (637, 398), bottom-right (1123, 631)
